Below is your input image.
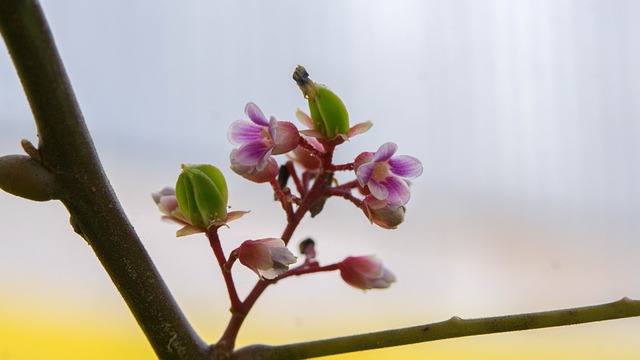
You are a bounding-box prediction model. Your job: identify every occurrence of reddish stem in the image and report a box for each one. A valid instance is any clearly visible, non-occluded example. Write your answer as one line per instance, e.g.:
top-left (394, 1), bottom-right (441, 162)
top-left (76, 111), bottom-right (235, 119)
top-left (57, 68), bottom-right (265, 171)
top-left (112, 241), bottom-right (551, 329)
top-left (302, 171), bottom-right (315, 194)
top-left (273, 262), bottom-right (340, 282)
top-left (207, 229), bottom-right (242, 311)
top-left (298, 136), bottom-right (324, 158)
top-left (286, 160), bottom-right (306, 197)
top-left (324, 188), bottom-right (364, 209)
top-left (216, 142), bottom-right (340, 357)
top-left (330, 162), bottom-right (354, 171)
top-left (270, 177), bottom-right (295, 221)
top-left (333, 179), bottom-right (360, 191)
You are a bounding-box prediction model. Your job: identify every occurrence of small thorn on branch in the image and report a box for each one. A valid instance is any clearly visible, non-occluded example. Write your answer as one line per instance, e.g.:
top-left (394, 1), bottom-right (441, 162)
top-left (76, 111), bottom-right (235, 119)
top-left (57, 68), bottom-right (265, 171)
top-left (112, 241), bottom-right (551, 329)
top-left (21, 139), bottom-right (42, 161)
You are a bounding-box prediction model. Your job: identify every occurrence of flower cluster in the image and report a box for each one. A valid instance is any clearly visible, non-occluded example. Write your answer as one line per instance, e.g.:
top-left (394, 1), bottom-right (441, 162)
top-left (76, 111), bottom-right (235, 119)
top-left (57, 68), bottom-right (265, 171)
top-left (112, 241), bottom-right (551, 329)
top-left (153, 65), bottom-right (422, 295)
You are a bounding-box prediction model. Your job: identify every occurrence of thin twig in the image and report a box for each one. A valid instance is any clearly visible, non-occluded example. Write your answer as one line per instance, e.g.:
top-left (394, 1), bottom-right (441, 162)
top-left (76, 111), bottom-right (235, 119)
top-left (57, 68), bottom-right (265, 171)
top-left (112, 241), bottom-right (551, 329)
top-left (207, 229), bottom-right (242, 310)
top-left (232, 297), bottom-right (640, 360)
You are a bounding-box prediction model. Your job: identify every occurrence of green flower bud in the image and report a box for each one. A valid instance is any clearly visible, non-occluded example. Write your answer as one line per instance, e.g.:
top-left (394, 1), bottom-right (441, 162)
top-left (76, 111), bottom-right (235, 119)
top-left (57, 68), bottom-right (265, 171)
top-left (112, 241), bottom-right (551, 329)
top-left (293, 65), bottom-right (350, 139)
top-left (175, 164), bottom-right (228, 228)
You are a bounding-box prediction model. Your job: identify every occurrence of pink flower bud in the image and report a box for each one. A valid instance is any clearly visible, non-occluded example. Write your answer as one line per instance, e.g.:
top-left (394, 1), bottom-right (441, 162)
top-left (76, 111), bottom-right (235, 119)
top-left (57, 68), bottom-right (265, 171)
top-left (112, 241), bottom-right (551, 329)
top-left (236, 238), bottom-right (297, 279)
top-left (152, 187), bottom-right (179, 215)
top-left (230, 150), bottom-right (279, 183)
top-left (287, 135), bottom-right (324, 171)
top-left (339, 256), bottom-right (395, 290)
top-left (152, 187), bottom-right (188, 223)
top-left (299, 238), bottom-right (317, 264)
top-left (363, 195), bottom-right (405, 229)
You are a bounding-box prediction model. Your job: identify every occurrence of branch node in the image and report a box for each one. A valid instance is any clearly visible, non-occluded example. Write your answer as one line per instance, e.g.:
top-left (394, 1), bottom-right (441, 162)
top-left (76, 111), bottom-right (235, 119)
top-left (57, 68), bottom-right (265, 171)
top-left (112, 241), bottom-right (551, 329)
top-left (0, 154), bottom-right (57, 201)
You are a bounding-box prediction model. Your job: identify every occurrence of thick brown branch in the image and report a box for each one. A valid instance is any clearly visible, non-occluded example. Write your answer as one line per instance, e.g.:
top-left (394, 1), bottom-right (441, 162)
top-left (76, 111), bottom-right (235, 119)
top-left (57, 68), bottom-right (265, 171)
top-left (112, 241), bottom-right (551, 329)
top-left (0, 1), bottom-right (209, 358)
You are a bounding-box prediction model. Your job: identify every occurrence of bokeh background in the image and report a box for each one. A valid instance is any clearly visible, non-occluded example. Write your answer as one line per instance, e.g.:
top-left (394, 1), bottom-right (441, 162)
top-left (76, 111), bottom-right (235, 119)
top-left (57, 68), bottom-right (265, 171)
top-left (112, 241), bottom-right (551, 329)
top-left (1, 1), bottom-right (639, 359)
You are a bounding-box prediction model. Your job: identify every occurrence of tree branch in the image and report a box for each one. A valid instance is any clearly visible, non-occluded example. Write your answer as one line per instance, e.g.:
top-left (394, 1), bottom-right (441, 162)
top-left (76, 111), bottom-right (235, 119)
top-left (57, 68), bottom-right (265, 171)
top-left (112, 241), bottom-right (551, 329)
top-left (0, 1), bottom-right (209, 358)
top-left (231, 297), bottom-right (640, 359)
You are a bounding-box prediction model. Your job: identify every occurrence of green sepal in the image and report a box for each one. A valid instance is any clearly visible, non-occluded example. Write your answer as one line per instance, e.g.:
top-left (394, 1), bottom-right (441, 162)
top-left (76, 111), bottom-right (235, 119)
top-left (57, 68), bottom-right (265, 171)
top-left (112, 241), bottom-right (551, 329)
top-left (175, 164), bottom-right (228, 228)
top-left (308, 85), bottom-right (350, 138)
top-left (308, 99), bottom-right (327, 137)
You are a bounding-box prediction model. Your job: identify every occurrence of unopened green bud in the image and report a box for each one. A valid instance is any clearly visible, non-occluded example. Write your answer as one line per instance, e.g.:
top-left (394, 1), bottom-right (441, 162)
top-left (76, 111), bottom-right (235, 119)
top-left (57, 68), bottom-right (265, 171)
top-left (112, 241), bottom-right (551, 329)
top-left (175, 164), bottom-right (228, 228)
top-left (293, 65), bottom-right (350, 139)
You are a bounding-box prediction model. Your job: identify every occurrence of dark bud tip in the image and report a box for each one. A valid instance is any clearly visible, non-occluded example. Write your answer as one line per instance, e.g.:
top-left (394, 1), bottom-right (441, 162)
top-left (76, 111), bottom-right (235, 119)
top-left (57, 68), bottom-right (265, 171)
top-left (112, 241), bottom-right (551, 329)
top-left (299, 237), bottom-right (315, 254)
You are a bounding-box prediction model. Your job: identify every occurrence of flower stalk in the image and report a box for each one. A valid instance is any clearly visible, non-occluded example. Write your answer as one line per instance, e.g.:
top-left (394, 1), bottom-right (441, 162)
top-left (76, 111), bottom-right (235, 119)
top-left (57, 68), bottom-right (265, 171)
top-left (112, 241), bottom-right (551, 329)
top-left (207, 229), bottom-right (242, 310)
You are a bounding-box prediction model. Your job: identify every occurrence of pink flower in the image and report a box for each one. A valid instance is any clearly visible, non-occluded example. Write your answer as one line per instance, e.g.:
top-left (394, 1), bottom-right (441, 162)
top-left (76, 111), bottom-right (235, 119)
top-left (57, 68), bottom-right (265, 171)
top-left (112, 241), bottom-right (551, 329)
top-left (362, 195), bottom-right (405, 230)
top-left (355, 142), bottom-right (423, 206)
top-left (236, 238), bottom-right (297, 279)
top-left (339, 256), bottom-right (395, 290)
top-left (228, 103), bottom-right (300, 172)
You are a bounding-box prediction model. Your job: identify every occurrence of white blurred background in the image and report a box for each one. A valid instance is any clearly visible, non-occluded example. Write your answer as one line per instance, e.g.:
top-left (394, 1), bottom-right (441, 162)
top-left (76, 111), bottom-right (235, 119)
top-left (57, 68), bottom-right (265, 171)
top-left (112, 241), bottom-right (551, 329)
top-left (1, 1), bottom-right (639, 359)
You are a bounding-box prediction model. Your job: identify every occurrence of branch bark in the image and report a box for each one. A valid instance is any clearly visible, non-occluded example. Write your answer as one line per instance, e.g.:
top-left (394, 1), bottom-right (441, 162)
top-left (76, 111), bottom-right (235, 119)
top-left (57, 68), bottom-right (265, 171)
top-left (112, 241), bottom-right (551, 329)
top-left (232, 297), bottom-right (640, 359)
top-left (0, 1), bottom-right (209, 358)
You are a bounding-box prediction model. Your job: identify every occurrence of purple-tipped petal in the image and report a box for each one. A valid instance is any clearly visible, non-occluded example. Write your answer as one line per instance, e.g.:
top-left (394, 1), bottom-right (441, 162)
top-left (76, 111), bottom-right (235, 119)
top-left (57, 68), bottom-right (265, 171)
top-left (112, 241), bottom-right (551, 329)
top-left (231, 151), bottom-right (278, 183)
top-left (233, 141), bottom-right (273, 167)
top-left (245, 102), bottom-right (269, 126)
top-left (354, 152), bottom-right (375, 171)
top-left (380, 176), bottom-right (411, 206)
top-left (388, 155), bottom-right (423, 178)
top-left (356, 162), bottom-right (375, 186)
top-left (367, 180), bottom-right (390, 201)
top-left (372, 142), bottom-right (398, 162)
top-left (267, 117), bottom-right (278, 140)
top-left (271, 121), bottom-right (300, 154)
top-left (228, 120), bottom-right (264, 145)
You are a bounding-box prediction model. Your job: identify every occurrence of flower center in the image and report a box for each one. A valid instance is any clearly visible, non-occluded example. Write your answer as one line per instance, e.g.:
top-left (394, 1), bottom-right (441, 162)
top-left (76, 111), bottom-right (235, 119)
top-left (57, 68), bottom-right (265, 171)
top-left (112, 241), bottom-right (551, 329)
top-left (260, 127), bottom-right (274, 146)
top-left (371, 162), bottom-right (389, 182)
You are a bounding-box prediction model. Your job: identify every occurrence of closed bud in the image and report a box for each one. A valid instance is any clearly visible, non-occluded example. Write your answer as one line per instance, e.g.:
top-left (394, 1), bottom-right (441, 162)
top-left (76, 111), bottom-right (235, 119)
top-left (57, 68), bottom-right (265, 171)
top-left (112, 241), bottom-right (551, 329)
top-left (293, 65), bottom-right (350, 139)
top-left (175, 164), bottom-right (228, 229)
top-left (236, 238), bottom-right (298, 279)
top-left (363, 195), bottom-right (405, 229)
top-left (339, 255), bottom-right (395, 290)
